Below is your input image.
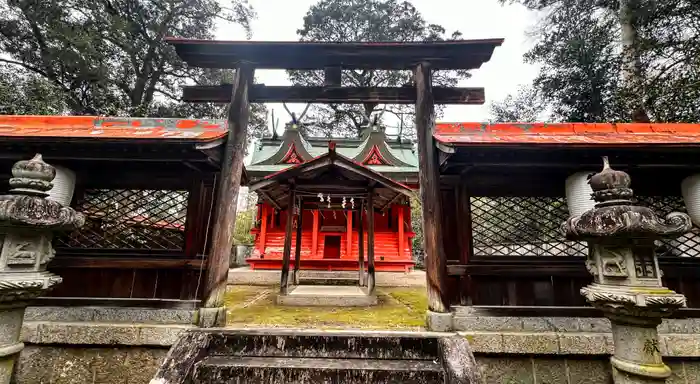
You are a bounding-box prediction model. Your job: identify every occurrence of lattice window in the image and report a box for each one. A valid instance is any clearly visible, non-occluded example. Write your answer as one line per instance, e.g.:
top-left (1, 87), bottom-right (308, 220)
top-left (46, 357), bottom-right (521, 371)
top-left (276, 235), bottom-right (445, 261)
top-left (635, 196), bottom-right (700, 258)
top-left (56, 189), bottom-right (189, 250)
top-left (470, 197), bottom-right (587, 257)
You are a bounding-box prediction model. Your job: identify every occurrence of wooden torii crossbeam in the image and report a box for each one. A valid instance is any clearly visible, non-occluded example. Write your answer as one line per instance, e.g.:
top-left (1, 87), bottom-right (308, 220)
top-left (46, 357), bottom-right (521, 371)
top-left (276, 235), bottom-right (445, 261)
top-left (167, 37), bottom-right (504, 324)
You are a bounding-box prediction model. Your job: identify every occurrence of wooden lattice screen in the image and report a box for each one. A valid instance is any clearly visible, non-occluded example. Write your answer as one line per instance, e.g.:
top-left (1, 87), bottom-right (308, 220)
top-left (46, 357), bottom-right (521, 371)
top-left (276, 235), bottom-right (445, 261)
top-left (470, 196), bottom-right (700, 258)
top-left (470, 196), bottom-right (587, 257)
top-left (56, 189), bottom-right (189, 250)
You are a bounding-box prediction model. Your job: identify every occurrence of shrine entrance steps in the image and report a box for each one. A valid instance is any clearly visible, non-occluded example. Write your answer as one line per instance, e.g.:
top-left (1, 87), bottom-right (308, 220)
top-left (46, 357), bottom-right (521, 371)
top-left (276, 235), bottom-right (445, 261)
top-left (151, 328), bottom-right (481, 384)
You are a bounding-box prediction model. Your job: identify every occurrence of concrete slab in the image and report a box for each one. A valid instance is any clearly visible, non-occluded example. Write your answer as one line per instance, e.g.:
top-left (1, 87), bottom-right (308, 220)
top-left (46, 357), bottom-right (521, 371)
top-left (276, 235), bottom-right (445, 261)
top-left (229, 267), bottom-right (426, 288)
top-left (277, 285), bottom-right (378, 307)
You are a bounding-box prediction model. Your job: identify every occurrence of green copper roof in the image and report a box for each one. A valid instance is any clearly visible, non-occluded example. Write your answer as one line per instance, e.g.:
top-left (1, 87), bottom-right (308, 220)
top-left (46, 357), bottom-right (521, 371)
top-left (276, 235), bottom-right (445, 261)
top-left (247, 126), bottom-right (418, 181)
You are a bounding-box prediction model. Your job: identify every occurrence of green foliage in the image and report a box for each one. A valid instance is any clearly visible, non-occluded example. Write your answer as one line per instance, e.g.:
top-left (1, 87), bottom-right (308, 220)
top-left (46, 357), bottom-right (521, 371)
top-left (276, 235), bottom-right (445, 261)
top-left (0, 0), bottom-right (269, 140)
top-left (492, 0), bottom-right (700, 122)
top-left (410, 197), bottom-right (424, 269)
top-left (233, 191), bottom-right (258, 245)
top-left (0, 65), bottom-right (67, 114)
top-left (287, 0), bottom-right (469, 139)
top-left (233, 209), bottom-right (256, 245)
top-left (489, 86), bottom-right (547, 122)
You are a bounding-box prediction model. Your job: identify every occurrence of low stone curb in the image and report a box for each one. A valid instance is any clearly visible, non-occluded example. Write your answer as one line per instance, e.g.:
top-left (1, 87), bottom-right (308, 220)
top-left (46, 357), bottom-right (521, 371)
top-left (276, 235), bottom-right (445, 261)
top-left (21, 321), bottom-right (193, 347)
top-left (458, 331), bottom-right (700, 357)
top-left (24, 306), bottom-right (197, 325)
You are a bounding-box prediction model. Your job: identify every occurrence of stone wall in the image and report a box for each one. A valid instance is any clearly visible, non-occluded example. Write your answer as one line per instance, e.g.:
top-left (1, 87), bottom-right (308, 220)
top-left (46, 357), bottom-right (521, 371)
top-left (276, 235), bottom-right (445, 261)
top-left (13, 321), bottom-right (192, 384)
top-left (16, 346), bottom-right (168, 384)
top-left (475, 356), bottom-right (699, 384)
top-left (452, 307), bottom-right (700, 384)
top-left (13, 306), bottom-right (700, 383)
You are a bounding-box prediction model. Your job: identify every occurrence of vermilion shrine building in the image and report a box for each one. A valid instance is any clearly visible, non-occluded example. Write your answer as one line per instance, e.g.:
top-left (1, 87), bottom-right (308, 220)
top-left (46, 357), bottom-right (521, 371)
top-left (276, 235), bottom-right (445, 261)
top-left (244, 123), bottom-right (419, 272)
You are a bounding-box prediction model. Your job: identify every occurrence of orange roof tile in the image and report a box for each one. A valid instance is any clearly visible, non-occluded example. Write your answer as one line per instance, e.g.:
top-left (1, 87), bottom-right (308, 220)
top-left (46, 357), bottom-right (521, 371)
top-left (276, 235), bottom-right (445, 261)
top-left (0, 116), bottom-right (228, 140)
top-left (434, 123), bottom-right (700, 146)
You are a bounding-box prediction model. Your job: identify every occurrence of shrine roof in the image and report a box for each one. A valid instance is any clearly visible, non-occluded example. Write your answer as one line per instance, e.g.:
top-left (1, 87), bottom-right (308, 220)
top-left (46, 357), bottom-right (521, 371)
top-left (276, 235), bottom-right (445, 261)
top-left (0, 116), bottom-right (228, 141)
top-left (167, 39), bottom-right (504, 70)
top-left (434, 122), bottom-right (700, 146)
top-left (247, 126), bottom-right (418, 182)
top-left (248, 145), bottom-right (414, 210)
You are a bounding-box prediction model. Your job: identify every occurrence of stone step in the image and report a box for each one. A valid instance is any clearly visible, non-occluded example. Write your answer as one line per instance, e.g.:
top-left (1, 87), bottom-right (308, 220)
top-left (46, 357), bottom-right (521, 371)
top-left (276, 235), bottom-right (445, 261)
top-left (298, 271), bottom-right (357, 280)
top-left (204, 329), bottom-right (441, 360)
top-left (297, 277), bottom-right (359, 286)
top-left (278, 285), bottom-right (377, 307)
top-left (192, 356), bottom-right (444, 384)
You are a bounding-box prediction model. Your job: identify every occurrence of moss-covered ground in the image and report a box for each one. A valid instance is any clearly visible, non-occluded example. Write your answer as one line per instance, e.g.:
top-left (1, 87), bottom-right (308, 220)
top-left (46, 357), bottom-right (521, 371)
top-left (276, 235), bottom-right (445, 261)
top-left (224, 285), bottom-right (428, 330)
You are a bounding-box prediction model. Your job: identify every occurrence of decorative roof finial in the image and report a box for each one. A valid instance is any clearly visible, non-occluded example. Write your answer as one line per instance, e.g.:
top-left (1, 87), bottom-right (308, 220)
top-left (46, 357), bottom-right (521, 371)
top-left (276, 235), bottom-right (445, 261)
top-left (8, 154), bottom-right (55, 197)
top-left (588, 156), bottom-right (632, 206)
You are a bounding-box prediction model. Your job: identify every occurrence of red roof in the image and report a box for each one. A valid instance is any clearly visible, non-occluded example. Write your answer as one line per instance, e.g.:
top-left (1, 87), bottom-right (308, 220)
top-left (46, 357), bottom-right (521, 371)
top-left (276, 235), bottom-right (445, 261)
top-left (434, 122), bottom-right (700, 146)
top-left (0, 116), bottom-right (228, 141)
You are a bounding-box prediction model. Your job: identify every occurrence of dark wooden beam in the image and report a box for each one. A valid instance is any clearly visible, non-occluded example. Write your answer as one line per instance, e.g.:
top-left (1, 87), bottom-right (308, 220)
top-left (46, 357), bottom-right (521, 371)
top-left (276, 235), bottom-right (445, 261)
top-left (258, 190), bottom-right (282, 211)
top-left (168, 39), bottom-right (504, 70)
top-left (324, 67), bottom-right (342, 86)
top-left (280, 189), bottom-right (296, 295)
top-left (367, 191), bottom-right (376, 295)
top-left (182, 85), bottom-right (485, 105)
top-left (380, 193), bottom-right (404, 212)
top-left (415, 62), bottom-right (450, 313)
top-left (34, 297), bottom-right (201, 309)
top-left (202, 64), bottom-right (254, 322)
top-left (295, 181), bottom-right (369, 189)
top-left (48, 257), bottom-right (204, 269)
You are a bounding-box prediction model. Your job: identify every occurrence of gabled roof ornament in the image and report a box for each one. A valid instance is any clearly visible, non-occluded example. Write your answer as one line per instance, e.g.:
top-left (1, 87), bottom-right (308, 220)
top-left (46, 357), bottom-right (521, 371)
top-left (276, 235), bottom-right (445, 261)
top-left (282, 102), bottom-right (311, 131)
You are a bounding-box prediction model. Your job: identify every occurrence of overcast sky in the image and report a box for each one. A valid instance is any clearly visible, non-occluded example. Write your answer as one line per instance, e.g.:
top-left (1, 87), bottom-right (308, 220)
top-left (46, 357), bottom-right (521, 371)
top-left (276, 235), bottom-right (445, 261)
top-left (216, 0), bottom-right (541, 130)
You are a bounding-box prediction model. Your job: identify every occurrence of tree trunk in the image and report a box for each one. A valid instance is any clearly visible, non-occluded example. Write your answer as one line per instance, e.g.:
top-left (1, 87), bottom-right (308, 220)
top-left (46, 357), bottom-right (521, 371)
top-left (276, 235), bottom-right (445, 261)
top-left (619, 0), bottom-right (650, 123)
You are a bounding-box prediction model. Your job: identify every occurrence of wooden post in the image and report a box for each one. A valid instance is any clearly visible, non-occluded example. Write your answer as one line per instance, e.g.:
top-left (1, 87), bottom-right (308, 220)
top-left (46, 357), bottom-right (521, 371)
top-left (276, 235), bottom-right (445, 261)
top-left (367, 191), bottom-right (376, 295)
top-left (358, 202), bottom-right (365, 286)
top-left (415, 62), bottom-right (449, 313)
top-left (346, 210), bottom-right (353, 257)
top-left (292, 199), bottom-right (304, 285)
top-left (280, 189), bottom-right (296, 295)
top-left (312, 210), bottom-right (319, 257)
top-left (203, 65), bottom-right (254, 316)
top-left (398, 204), bottom-right (405, 259)
top-left (457, 182), bottom-right (474, 305)
top-left (258, 204), bottom-right (268, 254)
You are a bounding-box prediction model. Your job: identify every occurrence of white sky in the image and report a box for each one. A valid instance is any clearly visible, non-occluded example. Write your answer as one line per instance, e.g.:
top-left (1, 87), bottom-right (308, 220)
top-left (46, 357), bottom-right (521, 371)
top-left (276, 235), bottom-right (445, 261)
top-left (216, 0), bottom-right (542, 126)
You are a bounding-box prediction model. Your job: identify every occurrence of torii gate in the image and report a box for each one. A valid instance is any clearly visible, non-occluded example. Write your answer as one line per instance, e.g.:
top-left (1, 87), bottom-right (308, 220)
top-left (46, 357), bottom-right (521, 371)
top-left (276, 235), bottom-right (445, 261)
top-left (167, 38), bottom-right (504, 325)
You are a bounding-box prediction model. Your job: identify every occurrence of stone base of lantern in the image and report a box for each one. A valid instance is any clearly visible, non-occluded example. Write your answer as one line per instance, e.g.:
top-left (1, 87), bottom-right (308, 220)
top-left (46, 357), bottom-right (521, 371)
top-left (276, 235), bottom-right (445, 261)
top-left (582, 283), bottom-right (687, 384)
top-left (607, 320), bottom-right (672, 383)
top-left (581, 283), bottom-right (686, 320)
top-left (0, 272), bottom-right (64, 384)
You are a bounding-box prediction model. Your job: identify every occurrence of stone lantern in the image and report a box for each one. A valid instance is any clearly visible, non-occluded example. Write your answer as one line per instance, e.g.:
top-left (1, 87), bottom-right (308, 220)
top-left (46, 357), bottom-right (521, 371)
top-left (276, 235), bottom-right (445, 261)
top-left (0, 155), bottom-right (84, 383)
top-left (562, 157), bottom-right (691, 384)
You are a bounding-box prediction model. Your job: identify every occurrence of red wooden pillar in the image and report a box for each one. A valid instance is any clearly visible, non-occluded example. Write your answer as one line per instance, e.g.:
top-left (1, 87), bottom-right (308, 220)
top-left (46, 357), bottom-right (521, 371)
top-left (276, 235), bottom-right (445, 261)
top-left (358, 202), bottom-right (365, 286)
top-left (367, 191), bottom-right (376, 295)
top-left (312, 210), bottom-right (319, 257)
top-left (258, 204), bottom-right (268, 254)
top-left (398, 205), bottom-right (405, 259)
top-left (346, 211), bottom-right (353, 257)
